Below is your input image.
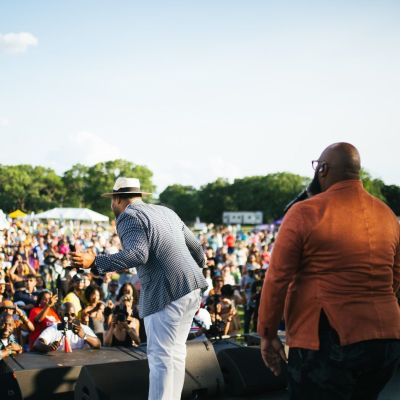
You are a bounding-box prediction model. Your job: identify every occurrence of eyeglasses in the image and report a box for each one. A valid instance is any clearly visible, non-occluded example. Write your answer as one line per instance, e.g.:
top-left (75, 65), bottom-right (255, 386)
top-left (311, 160), bottom-right (320, 170)
top-left (64, 313), bottom-right (76, 317)
top-left (311, 160), bottom-right (328, 171)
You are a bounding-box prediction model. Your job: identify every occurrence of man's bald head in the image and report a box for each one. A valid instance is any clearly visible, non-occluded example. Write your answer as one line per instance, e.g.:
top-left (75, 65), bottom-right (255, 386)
top-left (315, 142), bottom-right (361, 192)
top-left (320, 142), bottom-right (361, 178)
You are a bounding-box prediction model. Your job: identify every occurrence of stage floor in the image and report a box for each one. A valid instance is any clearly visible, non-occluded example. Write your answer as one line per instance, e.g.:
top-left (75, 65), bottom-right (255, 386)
top-left (3, 346), bottom-right (399, 400)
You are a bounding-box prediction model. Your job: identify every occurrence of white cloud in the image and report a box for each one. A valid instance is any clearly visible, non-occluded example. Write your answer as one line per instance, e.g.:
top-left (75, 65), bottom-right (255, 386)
top-left (0, 117), bottom-right (9, 127)
top-left (47, 131), bottom-right (122, 173)
top-left (0, 32), bottom-right (38, 54)
top-left (72, 131), bottom-right (122, 165)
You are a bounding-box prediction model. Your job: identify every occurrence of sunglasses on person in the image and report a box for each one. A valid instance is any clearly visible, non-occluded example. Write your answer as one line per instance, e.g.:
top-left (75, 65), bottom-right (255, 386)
top-left (64, 312), bottom-right (76, 317)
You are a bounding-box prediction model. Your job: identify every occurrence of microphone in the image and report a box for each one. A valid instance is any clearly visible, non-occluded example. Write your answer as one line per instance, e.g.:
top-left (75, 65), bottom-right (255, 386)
top-left (283, 189), bottom-right (309, 215)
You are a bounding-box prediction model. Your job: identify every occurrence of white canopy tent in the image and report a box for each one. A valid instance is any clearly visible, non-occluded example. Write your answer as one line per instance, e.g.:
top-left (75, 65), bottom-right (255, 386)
top-left (34, 208), bottom-right (109, 222)
top-left (0, 210), bottom-right (10, 230)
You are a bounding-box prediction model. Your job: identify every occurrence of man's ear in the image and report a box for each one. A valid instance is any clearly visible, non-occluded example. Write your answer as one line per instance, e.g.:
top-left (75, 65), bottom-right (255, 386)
top-left (318, 162), bottom-right (328, 177)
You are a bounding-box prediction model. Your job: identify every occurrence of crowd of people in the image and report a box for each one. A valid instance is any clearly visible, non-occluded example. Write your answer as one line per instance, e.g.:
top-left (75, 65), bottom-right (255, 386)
top-left (0, 217), bottom-right (277, 362)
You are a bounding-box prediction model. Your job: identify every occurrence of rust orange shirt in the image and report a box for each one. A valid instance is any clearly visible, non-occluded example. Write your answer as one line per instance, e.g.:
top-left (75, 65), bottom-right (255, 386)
top-left (258, 180), bottom-right (400, 350)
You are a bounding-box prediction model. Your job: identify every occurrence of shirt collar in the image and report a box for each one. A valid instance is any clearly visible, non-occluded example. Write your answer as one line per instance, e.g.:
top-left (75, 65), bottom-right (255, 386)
top-left (325, 179), bottom-right (363, 193)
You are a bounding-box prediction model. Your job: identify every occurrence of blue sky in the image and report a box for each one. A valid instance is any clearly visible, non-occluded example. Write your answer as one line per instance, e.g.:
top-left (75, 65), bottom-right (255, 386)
top-left (1, 1), bottom-right (399, 193)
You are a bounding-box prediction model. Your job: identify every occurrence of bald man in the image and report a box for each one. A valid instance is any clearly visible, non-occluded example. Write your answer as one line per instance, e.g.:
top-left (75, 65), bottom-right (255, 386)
top-left (258, 143), bottom-right (400, 399)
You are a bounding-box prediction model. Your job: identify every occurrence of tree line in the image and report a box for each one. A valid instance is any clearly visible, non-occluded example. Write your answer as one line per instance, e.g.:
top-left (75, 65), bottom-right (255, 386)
top-left (0, 160), bottom-right (398, 223)
top-left (0, 160), bottom-right (155, 218)
top-left (160, 169), bottom-right (400, 223)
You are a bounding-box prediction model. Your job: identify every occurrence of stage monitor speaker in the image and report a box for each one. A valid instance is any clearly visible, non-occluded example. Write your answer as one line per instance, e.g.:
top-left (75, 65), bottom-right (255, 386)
top-left (216, 345), bottom-right (287, 397)
top-left (182, 340), bottom-right (224, 399)
top-left (75, 359), bottom-right (149, 400)
top-left (0, 347), bottom-right (140, 400)
top-left (75, 340), bottom-right (224, 400)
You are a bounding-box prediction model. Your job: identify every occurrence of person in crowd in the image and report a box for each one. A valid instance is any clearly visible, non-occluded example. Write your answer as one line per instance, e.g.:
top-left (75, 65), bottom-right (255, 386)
top-left (81, 285), bottom-right (105, 343)
top-left (70, 177), bottom-right (207, 400)
top-left (63, 274), bottom-right (85, 315)
top-left (0, 314), bottom-right (23, 360)
top-left (218, 284), bottom-right (240, 335)
top-left (245, 254), bottom-right (261, 273)
top-left (104, 279), bottom-right (119, 304)
top-left (28, 289), bottom-right (60, 350)
top-left (221, 265), bottom-right (235, 286)
top-left (0, 278), bottom-right (11, 303)
top-left (33, 236), bottom-right (48, 274)
top-left (33, 302), bottom-right (100, 352)
top-left (104, 294), bottom-right (140, 347)
top-left (8, 254), bottom-right (34, 283)
top-left (241, 266), bottom-right (257, 334)
top-left (13, 274), bottom-right (38, 312)
top-left (215, 246), bottom-right (228, 266)
top-left (251, 269), bottom-right (265, 333)
top-left (116, 282), bottom-right (138, 304)
top-left (208, 276), bottom-right (224, 298)
top-left (225, 231), bottom-right (236, 254)
top-left (261, 244), bottom-right (271, 269)
top-left (81, 272), bottom-right (91, 289)
top-left (236, 241), bottom-right (248, 271)
top-left (0, 300), bottom-right (34, 346)
top-left (258, 143), bottom-right (400, 399)
top-left (205, 247), bottom-right (217, 273)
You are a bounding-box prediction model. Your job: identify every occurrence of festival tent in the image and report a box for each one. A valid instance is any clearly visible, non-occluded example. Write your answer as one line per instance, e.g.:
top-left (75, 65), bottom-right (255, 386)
top-left (0, 210), bottom-right (10, 230)
top-left (8, 209), bottom-right (27, 219)
top-left (34, 208), bottom-right (109, 222)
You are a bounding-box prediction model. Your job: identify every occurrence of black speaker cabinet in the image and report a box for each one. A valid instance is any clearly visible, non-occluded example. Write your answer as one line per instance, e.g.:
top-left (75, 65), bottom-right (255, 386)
top-left (182, 340), bottom-right (224, 399)
top-left (0, 347), bottom-right (139, 400)
top-left (216, 345), bottom-right (287, 396)
top-left (75, 340), bottom-right (224, 400)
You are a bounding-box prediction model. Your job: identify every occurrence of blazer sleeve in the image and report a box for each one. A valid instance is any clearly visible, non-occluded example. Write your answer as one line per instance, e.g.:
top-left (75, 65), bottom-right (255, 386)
top-left (183, 224), bottom-right (205, 268)
top-left (93, 212), bottom-right (149, 275)
top-left (257, 204), bottom-right (305, 339)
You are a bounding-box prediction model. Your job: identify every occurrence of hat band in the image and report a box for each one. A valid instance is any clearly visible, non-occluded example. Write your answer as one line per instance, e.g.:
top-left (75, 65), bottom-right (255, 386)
top-left (112, 187), bottom-right (142, 193)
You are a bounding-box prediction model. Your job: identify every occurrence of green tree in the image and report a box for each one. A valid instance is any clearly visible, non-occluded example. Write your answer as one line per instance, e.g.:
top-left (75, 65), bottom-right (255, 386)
top-left (62, 164), bottom-right (89, 207)
top-left (0, 165), bottom-right (33, 212)
top-left (229, 173), bottom-right (309, 221)
top-left (261, 172), bottom-right (309, 220)
top-left (0, 165), bottom-right (64, 212)
top-left (28, 166), bottom-right (65, 211)
top-left (382, 184), bottom-right (400, 216)
top-left (198, 178), bottom-right (236, 223)
top-left (360, 169), bottom-right (385, 201)
top-left (159, 184), bottom-right (200, 223)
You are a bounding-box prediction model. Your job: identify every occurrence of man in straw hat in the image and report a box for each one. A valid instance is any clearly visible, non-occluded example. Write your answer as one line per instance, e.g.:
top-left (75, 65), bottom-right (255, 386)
top-left (71, 177), bottom-right (207, 400)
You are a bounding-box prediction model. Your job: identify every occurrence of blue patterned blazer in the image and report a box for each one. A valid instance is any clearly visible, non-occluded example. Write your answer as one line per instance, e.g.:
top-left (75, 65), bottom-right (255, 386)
top-left (93, 201), bottom-right (208, 318)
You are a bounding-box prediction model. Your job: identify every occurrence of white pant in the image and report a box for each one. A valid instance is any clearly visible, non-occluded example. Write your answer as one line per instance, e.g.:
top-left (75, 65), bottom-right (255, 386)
top-left (144, 289), bottom-right (201, 400)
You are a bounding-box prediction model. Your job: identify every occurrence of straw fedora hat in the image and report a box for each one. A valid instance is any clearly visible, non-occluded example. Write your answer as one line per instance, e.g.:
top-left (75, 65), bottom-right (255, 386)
top-left (102, 177), bottom-right (152, 198)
